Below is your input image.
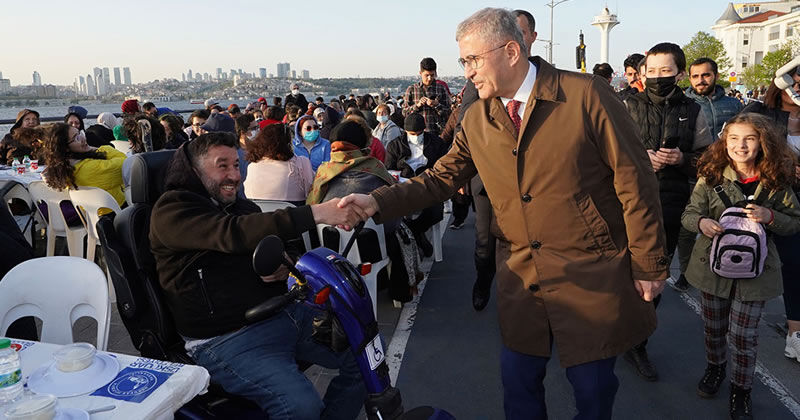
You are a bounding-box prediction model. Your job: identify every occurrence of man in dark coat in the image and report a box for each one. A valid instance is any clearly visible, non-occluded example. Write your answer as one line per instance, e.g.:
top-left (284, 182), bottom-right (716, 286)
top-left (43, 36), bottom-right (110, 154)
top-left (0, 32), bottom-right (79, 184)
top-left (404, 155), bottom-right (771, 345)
top-left (284, 83), bottom-right (309, 111)
top-left (149, 133), bottom-right (365, 418)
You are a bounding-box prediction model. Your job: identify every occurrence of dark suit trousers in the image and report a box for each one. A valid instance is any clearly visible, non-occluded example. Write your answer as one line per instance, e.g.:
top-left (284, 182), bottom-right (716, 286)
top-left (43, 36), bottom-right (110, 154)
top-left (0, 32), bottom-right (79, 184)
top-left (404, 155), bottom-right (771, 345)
top-left (501, 345), bottom-right (618, 420)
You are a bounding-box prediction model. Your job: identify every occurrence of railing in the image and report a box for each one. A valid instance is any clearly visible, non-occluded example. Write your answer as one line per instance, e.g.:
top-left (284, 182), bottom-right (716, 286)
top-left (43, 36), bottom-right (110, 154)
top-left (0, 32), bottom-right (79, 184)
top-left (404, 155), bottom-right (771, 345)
top-left (0, 109), bottom-right (200, 126)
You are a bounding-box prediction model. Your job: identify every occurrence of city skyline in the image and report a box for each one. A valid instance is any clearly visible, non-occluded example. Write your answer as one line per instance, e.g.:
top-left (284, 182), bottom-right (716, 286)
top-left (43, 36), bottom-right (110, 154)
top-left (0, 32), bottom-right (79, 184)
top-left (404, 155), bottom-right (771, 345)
top-left (1, 1), bottom-right (746, 86)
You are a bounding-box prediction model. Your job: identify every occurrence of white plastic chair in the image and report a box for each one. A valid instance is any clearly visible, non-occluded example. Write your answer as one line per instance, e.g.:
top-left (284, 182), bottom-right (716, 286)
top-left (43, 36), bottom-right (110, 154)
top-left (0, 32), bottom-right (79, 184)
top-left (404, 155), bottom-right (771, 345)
top-left (316, 219), bottom-right (390, 318)
top-left (252, 200), bottom-right (312, 251)
top-left (2, 182), bottom-right (35, 245)
top-left (430, 199), bottom-right (452, 263)
top-left (27, 182), bottom-right (88, 258)
top-left (68, 187), bottom-right (123, 263)
top-left (110, 140), bottom-right (131, 155)
top-left (0, 256), bottom-right (111, 350)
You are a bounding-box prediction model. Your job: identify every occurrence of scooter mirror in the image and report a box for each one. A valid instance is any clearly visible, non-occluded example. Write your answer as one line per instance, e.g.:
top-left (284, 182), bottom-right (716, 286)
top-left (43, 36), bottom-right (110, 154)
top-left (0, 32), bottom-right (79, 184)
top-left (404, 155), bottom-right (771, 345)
top-left (253, 235), bottom-right (286, 276)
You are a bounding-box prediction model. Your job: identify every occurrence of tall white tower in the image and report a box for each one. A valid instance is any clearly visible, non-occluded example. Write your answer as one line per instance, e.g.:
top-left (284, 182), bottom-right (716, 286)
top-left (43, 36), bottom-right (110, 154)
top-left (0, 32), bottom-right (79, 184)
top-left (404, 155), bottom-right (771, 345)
top-left (591, 7), bottom-right (620, 64)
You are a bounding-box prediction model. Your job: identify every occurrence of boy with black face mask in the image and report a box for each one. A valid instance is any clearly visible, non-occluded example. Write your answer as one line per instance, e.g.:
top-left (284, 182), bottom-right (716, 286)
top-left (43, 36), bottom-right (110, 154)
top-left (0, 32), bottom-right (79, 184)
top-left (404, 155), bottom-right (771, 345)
top-left (622, 42), bottom-right (713, 382)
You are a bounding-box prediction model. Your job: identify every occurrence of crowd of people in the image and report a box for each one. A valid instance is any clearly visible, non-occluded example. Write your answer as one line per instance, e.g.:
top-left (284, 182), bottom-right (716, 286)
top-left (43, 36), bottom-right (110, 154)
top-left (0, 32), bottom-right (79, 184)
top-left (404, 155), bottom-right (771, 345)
top-left (2, 5), bottom-right (800, 420)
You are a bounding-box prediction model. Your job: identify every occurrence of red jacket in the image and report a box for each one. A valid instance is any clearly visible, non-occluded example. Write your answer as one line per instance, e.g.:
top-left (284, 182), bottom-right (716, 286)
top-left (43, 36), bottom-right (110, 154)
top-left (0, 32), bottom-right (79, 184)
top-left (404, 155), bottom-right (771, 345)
top-left (368, 136), bottom-right (385, 163)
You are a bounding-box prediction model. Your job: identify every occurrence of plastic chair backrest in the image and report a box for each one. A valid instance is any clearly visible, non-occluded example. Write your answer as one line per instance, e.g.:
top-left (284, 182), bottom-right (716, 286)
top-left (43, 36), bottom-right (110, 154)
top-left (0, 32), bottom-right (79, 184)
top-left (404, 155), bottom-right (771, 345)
top-left (111, 140), bottom-right (131, 155)
top-left (27, 181), bottom-right (69, 232)
top-left (0, 256), bottom-right (111, 350)
top-left (316, 218), bottom-right (387, 265)
top-left (69, 187), bottom-right (123, 241)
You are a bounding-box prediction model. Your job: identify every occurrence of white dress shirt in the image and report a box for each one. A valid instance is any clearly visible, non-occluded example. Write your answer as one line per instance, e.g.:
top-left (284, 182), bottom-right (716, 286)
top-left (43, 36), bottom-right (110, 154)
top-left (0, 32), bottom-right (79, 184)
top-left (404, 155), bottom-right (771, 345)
top-left (500, 62), bottom-right (538, 121)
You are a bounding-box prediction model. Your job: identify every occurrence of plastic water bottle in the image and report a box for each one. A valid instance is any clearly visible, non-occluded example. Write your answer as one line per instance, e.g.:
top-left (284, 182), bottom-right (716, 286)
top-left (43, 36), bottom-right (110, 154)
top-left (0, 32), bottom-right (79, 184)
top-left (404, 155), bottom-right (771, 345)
top-left (22, 155), bottom-right (31, 171)
top-left (0, 338), bottom-right (23, 406)
top-left (10, 158), bottom-right (21, 172)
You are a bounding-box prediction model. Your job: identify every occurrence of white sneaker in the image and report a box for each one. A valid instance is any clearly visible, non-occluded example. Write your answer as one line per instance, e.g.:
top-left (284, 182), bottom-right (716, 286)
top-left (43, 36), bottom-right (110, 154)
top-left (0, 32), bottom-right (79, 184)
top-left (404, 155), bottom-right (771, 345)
top-left (785, 332), bottom-right (800, 362)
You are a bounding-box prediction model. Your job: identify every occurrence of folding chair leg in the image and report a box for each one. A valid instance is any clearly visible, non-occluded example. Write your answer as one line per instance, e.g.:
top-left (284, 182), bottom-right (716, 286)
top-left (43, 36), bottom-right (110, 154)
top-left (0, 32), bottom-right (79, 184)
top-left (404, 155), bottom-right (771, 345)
top-left (46, 228), bottom-right (56, 256)
top-left (86, 237), bottom-right (97, 263)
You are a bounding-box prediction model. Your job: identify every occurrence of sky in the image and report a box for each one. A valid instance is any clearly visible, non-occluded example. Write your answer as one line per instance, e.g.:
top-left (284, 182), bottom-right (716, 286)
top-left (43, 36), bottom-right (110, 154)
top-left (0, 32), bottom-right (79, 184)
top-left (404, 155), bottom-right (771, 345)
top-left (0, 0), bottom-right (732, 86)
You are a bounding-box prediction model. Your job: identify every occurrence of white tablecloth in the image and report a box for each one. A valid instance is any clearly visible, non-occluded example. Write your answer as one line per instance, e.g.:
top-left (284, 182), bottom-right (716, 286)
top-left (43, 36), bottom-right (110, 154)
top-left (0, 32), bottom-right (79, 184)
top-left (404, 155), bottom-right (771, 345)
top-left (7, 339), bottom-right (210, 420)
top-left (0, 168), bottom-right (43, 187)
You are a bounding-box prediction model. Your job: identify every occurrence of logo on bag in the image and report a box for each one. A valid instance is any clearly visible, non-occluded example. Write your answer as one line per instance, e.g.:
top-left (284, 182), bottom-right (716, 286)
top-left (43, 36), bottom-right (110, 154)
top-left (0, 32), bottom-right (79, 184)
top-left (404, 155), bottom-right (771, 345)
top-left (108, 371), bottom-right (158, 397)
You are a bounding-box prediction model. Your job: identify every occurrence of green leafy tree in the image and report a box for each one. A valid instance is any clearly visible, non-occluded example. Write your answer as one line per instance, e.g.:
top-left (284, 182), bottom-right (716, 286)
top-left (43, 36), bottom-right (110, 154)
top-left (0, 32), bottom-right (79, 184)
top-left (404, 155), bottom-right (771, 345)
top-left (739, 42), bottom-right (794, 89)
top-left (680, 31), bottom-right (732, 89)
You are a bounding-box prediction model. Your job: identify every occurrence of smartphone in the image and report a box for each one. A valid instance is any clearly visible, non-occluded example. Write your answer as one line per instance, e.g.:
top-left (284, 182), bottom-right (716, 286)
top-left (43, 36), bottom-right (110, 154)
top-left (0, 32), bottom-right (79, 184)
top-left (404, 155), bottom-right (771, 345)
top-left (662, 136), bottom-right (679, 149)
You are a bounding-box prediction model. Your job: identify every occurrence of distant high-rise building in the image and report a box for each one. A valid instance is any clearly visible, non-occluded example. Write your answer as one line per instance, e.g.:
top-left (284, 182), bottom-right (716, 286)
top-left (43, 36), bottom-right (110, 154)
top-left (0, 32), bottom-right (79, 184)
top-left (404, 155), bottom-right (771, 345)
top-left (268, 73), bottom-right (274, 78)
top-left (97, 74), bottom-right (107, 96)
top-left (182, 73), bottom-right (185, 82)
top-left (233, 74), bottom-right (241, 87)
top-left (93, 67), bottom-right (102, 85)
top-left (102, 67), bottom-right (110, 87)
top-left (302, 70), bottom-right (310, 79)
top-left (187, 69), bottom-right (193, 81)
top-left (32, 71), bottom-right (41, 86)
top-left (216, 68), bottom-right (222, 79)
top-left (203, 73), bottom-right (210, 81)
top-left (79, 75), bottom-right (86, 95)
top-left (113, 67), bottom-right (121, 85)
top-left (195, 73), bottom-right (202, 82)
top-left (0, 71), bottom-right (3, 79)
top-left (0, 79), bottom-right (10, 93)
top-left (259, 68), bottom-right (267, 78)
top-left (277, 62), bottom-right (290, 78)
top-left (87, 74), bottom-right (96, 96)
top-left (291, 70), bottom-right (297, 79)
top-left (123, 67), bottom-right (131, 85)
top-left (222, 72), bottom-right (228, 80)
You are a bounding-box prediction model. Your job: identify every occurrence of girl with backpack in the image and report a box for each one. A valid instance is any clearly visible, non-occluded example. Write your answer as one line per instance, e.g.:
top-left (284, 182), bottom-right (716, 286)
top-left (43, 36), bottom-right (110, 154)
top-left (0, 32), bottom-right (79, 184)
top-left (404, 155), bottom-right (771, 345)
top-left (681, 112), bottom-right (800, 420)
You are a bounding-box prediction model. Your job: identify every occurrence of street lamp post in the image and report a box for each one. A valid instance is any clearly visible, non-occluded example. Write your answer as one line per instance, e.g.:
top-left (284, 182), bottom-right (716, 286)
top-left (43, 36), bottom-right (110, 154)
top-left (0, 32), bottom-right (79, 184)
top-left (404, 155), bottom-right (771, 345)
top-left (546, 0), bottom-right (571, 64)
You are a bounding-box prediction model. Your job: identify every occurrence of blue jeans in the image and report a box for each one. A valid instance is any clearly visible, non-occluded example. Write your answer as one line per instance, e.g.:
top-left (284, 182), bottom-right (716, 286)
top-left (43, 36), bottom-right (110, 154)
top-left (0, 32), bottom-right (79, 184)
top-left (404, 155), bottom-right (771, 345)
top-left (191, 303), bottom-right (366, 420)
top-left (501, 346), bottom-right (619, 420)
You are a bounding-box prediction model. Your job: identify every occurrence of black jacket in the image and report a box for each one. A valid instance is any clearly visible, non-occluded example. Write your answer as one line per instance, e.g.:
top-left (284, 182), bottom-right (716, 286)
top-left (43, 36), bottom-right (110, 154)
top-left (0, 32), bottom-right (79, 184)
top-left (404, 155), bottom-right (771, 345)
top-left (85, 125), bottom-right (114, 148)
top-left (284, 93), bottom-right (309, 112)
top-left (385, 132), bottom-right (449, 179)
top-left (626, 89), bottom-right (704, 219)
top-left (149, 144), bottom-right (316, 338)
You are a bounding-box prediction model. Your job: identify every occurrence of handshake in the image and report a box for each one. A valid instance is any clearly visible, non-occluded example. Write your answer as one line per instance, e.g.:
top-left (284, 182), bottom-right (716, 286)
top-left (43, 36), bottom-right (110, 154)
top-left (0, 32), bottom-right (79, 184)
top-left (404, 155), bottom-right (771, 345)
top-left (310, 193), bottom-right (380, 230)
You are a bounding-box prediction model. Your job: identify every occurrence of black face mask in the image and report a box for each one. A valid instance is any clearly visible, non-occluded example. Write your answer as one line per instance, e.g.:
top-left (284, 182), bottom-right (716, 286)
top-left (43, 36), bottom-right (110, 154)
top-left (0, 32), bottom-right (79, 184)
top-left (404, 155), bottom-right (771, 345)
top-left (645, 76), bottom-right (677, 97)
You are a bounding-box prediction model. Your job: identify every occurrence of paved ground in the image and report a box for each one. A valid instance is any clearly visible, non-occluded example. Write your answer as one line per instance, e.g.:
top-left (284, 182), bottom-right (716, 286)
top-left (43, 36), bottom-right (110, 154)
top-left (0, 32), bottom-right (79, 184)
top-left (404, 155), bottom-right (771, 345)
top-left (55, 209), bottom-right (800, 419)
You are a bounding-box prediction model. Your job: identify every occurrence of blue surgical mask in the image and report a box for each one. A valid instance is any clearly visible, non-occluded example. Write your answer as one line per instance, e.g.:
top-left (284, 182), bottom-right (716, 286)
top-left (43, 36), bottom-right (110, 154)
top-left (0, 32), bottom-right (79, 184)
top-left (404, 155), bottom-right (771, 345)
top-left (377, 115), bottom-right (389, 124)
top-left (303, 130), bottom-right (320, 142)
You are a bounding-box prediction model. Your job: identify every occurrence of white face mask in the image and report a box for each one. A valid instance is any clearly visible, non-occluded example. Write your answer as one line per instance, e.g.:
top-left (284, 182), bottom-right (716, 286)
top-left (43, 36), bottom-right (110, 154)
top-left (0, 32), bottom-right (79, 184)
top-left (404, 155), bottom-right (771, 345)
top-left (407, 133), bottom-right (422, 144)
top-left (247, 129), bottom-right (259, 141)
top-left (292, 89), bottom-right (299, 95)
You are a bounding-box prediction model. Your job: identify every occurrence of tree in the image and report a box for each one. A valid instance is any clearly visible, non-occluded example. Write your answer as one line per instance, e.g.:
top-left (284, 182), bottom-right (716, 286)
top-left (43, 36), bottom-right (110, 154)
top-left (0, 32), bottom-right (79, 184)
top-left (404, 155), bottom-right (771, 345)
top-left (680, 31), bottom-right (733, 89)
top-left (739, 42), bottom-right (794, 89)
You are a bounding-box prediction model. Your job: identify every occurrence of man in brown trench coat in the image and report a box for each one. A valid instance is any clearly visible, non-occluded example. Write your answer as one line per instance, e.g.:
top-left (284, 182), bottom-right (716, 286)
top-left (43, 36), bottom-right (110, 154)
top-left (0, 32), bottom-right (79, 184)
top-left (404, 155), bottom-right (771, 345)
top-left (340, 7), bottom-right (669, 419)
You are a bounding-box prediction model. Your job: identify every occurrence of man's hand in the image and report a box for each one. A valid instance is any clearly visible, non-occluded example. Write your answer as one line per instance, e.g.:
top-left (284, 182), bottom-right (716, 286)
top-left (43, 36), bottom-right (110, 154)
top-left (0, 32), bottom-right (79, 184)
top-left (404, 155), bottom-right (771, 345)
top-left (699, 218), bottom-right (724, 238)
top-left (417, 98), bottom-right (428, 108)
top-left (310, 198), bottom-right (369, 230)
top-left (261, 264), bottom-right (289, 283)
top-left (337, 194), bottom-right (379, 229)
top-left (655, 147), bottom-right (683, 166)
top-left (634, 279), bottom-right (665, 302)
top-left (647, 150), bottom-right (666, 171)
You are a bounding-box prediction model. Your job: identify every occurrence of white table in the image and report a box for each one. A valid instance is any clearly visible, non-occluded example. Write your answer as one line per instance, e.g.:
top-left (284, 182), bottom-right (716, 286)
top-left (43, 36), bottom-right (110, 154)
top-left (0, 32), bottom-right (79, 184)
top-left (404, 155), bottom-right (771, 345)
top-left (0, 168), bottom-right (43, 187)
top-left (7, 339), bottom-right (210, 420)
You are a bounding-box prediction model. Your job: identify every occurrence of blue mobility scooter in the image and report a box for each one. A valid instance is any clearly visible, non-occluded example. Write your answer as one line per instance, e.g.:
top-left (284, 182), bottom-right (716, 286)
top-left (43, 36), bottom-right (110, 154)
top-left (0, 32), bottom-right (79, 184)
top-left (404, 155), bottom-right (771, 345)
top-left (247, 227), bottom-right (455, 420)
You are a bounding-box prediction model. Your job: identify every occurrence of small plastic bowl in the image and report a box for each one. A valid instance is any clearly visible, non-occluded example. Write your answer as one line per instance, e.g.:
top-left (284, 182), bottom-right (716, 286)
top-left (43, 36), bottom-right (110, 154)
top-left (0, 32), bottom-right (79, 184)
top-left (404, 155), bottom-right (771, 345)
top-left (3, 394), bottom-right (57, 420)
top-left (52, 343), bottom-right (96, 372)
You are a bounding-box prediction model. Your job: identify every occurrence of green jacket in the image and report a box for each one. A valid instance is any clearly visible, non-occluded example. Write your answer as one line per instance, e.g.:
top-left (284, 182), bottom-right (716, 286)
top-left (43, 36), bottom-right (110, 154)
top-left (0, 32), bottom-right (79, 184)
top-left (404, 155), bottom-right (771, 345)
top-left (681, 166), bottom-right (800, 301)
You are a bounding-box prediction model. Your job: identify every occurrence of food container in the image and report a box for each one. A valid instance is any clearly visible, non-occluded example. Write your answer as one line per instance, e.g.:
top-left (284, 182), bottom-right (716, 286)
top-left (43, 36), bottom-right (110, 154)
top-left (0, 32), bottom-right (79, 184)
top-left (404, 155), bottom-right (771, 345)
top-left (52, 343), bottom-right (96, 372)
top-left (3, 394), bottom-right (57, 420)
top-left (30, 160), bottom-right (38, 171)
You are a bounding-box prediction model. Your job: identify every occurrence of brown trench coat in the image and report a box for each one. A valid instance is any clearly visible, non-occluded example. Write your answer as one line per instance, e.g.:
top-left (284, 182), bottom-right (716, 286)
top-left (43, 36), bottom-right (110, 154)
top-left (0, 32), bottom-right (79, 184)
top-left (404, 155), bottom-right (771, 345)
top-left (370, 57), bottom-right (670, 367)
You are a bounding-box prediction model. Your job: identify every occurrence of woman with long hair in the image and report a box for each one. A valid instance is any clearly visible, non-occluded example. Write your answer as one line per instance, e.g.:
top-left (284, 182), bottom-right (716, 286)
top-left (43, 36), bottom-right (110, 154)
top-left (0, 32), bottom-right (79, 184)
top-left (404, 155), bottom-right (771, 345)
top-left (741, 64), bottom-right (800, 364)
top-left (243, 123), bottom-right (313, 206)
top-left (681, 113), bottom-right (800, 419)
top-left (42, 123), bottom-right (127, 206)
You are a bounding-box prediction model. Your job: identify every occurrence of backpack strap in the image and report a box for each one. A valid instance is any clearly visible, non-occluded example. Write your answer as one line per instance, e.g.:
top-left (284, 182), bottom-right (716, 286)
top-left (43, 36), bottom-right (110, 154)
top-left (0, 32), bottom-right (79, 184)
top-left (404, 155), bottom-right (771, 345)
top-left (713, 184), bottom-right (734, 208)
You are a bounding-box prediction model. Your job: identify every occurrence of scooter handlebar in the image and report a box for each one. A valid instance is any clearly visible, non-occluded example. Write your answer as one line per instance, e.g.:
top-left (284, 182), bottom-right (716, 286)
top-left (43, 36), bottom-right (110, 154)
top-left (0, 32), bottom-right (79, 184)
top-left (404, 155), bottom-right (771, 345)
top-left (244, 288), bottom-right (299, 323)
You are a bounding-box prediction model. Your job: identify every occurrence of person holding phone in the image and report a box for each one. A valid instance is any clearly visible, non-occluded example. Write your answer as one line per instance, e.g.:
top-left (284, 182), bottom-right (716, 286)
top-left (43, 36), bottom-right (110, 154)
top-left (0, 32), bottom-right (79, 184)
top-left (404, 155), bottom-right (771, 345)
top-left (402, 57), bottom-right (451, 135)
top-left (622, 42), bottom-right (713, 382)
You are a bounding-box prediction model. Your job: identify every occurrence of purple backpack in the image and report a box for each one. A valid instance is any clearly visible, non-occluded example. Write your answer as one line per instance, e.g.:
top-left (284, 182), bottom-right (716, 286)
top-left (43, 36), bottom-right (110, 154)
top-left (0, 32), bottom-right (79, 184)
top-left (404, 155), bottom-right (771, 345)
top-left (709, 186), bottom-right (768, 279)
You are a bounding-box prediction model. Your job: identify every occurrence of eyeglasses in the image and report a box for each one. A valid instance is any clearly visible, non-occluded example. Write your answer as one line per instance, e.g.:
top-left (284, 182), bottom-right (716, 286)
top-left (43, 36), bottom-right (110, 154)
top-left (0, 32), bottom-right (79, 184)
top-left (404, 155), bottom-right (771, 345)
top-left (304, 125), bottom-right (320, 131)
top-left (458, 42), bottom-right (510, 70)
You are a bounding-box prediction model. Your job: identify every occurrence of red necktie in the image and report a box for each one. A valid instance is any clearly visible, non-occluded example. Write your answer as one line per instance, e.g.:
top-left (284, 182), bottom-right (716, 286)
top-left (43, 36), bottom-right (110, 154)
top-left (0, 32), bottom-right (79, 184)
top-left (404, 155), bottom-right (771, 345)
top-left (506, 100), bottom-right (522, 135)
